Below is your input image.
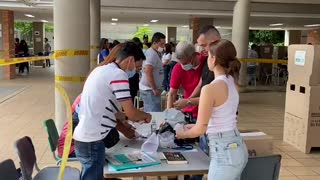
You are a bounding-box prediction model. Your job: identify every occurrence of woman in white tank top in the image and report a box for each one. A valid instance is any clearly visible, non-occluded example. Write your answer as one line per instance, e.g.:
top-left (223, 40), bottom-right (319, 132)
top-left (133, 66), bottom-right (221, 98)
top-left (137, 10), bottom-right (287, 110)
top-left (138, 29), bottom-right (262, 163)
top-left (176, 39), bottom-right (248, 180)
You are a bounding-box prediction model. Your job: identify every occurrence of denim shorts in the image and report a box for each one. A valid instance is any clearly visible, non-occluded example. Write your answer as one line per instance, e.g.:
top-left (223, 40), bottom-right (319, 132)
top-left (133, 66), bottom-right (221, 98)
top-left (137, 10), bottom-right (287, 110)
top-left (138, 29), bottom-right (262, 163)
top-left (140, 90), bottom-right (161, 112)
top-left (207, 129), bottom-right (248, 180)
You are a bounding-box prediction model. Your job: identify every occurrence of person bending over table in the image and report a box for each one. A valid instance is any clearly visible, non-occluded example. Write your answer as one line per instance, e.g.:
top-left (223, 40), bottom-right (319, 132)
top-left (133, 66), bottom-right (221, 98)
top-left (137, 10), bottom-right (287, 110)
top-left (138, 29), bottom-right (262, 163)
top-left (167, 41), bottom-right (205, 118)
top-left (73, 42), bottom-right (152, 180)
top-left (175, 40), bottom-right (248, 180)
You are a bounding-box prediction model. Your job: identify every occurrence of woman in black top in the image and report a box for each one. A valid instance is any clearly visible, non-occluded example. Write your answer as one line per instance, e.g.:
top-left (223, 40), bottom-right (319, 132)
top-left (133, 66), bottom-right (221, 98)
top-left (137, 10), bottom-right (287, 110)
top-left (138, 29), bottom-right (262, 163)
top-left (18, 40), bottom-right (30, 74)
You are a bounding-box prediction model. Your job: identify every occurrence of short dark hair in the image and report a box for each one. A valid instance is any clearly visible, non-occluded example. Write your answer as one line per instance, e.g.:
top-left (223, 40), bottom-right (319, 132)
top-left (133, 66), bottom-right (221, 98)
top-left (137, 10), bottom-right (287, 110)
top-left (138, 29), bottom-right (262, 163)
top-left (199, 25), bottom-right (221, 38)
top-left (15, 38), bottom-right (20, 43)
top-left (251, 44), bottom-right (257, 49)
top-left (45, 38), bottom-right (48, 42)
top-left (151, 32), bottom-right (166, 44)
top-left (164, 43), bottom-right (172, 54)
top-left (132, 37), bottom-right (143, 49)
top-left (117, 42), bottom-right (146, 62)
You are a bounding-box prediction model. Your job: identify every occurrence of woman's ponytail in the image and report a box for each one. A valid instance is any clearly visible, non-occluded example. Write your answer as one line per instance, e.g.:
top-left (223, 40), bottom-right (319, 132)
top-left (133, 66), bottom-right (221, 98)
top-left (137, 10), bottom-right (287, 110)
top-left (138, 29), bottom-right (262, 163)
top-left (227, 58), bottom-right (241, 81)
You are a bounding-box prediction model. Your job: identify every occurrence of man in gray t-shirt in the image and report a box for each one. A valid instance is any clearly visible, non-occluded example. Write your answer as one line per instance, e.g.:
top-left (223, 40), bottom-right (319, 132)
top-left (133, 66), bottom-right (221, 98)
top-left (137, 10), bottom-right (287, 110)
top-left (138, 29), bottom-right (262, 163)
top-left (44, 38), bottom-right (51, 67)
top-left (139, 32), bottom-right (166, 112)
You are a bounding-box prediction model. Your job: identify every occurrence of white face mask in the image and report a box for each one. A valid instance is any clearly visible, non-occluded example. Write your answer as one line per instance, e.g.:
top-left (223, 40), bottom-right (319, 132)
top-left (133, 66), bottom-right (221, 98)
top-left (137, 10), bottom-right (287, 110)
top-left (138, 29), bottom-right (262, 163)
top-left (195, 45), bottom-right (201, 53)
top-left (157, 47), bottom-right (164, 53)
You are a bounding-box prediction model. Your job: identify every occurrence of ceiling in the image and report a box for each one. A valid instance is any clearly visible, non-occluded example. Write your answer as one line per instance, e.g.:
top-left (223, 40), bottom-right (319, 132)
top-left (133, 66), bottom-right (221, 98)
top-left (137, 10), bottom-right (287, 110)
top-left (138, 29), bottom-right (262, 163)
top-left (0, 0), bottom-right (320, 30)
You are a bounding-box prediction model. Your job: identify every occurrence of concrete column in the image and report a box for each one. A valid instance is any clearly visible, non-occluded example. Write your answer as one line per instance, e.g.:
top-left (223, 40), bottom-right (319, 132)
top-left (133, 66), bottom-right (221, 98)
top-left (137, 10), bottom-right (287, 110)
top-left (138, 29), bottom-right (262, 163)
top-left (90, 0), bottom-right (101, 69)
top-left (33, 22), bottom-right (45, 55)
top-left (232, 0), bottom-right (251, 86)
top-left (166, 26), bottom-right (177, 43)
top-left (54, 0), bottom-right (90, 132)
top-left (284, 30), bottom-right (290, 46)
top-left (191, 17), bottom-right (214, 44)
top-left (1, 10), bottom-right (15, 80)
top-left (0, 11), bottom-right (4, 79)
top-left (285, 30), bottom-right (302, 46)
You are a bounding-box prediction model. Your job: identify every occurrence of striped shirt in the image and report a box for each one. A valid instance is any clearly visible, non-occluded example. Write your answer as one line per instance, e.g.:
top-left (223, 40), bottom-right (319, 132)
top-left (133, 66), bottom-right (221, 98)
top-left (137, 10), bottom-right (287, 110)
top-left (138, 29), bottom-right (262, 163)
top-left (73, 63), bottom-right (131, 142)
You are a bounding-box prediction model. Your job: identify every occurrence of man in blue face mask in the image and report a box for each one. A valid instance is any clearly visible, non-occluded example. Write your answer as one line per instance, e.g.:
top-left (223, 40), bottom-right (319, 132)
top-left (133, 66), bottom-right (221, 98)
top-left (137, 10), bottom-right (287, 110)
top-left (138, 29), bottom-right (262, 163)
top-left (167, 42), bottom-right (206, 118)
top-left (74, 42), bottom-right (152, 180)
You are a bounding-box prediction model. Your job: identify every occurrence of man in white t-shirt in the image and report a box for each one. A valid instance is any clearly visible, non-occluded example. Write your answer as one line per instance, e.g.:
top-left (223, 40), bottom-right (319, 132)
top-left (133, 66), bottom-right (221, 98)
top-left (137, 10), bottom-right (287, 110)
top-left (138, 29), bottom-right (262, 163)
top-left (139, 32), bottom-right (166, 112)
top-left (73, 42), bottom-right (152, 180)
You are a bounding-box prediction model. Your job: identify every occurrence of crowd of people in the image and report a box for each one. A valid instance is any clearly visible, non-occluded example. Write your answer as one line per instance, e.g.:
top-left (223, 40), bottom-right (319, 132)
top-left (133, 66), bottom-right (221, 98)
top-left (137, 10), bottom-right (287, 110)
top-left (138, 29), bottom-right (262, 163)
top-left (57, 25), bottom-right (248, 180)
top-left (14, 37), bottom-right (52, 75)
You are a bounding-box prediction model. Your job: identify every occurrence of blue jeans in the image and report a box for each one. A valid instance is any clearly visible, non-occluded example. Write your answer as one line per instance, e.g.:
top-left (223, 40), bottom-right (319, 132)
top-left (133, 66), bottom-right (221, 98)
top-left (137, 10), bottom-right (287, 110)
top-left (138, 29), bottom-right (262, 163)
top-left (140, 90), bottom-right (161, 112)
top-left (75, 140), bottom-right (105, 180)
top-left (207, 129), bottom-right (248, 180)
top-left (162, 65), bottom-right (170, 92)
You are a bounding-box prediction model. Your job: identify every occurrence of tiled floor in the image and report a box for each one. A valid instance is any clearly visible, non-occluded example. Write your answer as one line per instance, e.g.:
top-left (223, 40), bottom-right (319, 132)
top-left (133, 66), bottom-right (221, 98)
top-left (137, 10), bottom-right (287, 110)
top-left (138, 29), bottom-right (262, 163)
top-left (1, 66), bottom-right (320, 180)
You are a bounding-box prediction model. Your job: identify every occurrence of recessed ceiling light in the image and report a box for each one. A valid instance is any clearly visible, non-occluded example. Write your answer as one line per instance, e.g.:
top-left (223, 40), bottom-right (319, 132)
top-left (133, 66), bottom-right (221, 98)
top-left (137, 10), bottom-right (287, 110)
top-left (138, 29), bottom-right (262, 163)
top-left (143, 24), bottom-right (149, 26)
top-left (269, 23), bottom-right (283, 27)
top-left (215, 26), bottom-right (221, 29)
top-left (41, 20), bottom-right (48, 23)
top-left (304, 24), bottom-right (320, 27)
top-left (181, 25), bottom-right (189, 28)
top-left (111, 23), bottom-right (117, 25)
top-left (111, 18), bottom-right (118, 22)
top-left (150, 20), bottom-right (158, 23)
top-left (25, 14), bottom-right (34, 18)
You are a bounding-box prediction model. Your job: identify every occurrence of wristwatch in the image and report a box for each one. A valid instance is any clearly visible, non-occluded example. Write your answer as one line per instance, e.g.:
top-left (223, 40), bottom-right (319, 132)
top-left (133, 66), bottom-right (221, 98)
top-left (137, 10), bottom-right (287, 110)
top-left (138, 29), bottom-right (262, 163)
top-left (186, 99), bottom-right (192, 106)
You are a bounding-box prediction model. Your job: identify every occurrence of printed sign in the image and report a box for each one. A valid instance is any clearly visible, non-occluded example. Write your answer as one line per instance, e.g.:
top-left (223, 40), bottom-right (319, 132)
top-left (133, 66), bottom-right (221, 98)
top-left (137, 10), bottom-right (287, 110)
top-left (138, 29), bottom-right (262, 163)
top-left (295, 50), bottom-right (306, 66)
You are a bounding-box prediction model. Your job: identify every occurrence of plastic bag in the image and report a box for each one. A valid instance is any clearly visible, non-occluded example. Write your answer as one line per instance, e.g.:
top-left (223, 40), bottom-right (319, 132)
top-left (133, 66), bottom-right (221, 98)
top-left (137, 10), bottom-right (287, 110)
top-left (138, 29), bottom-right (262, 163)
top-left (159, 131), bottom-right (176, 148)
top-left (164, 108), bottom-right (186, 128)
top-left (141, 133), bottom-right (159, 154)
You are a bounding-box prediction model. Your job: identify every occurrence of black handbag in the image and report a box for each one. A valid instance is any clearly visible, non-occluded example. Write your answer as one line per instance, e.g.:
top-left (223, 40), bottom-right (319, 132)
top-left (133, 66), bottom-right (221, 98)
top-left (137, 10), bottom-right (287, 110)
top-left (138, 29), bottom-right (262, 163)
top-left (102, 128), bottom-right (120, 148)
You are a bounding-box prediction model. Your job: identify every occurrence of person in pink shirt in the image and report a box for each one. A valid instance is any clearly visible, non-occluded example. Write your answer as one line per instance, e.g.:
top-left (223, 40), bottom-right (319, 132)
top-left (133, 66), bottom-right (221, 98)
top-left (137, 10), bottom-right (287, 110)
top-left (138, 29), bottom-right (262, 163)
top-left (57, 94), bottom-right (82, 157)
top-left (167, 42), bottom-right (206, 118)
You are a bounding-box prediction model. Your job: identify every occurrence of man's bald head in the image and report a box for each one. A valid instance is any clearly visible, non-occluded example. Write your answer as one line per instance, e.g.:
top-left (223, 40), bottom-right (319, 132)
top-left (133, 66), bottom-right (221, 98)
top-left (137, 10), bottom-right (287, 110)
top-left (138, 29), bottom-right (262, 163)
top-left (197, 25), bottom-right (221, 55)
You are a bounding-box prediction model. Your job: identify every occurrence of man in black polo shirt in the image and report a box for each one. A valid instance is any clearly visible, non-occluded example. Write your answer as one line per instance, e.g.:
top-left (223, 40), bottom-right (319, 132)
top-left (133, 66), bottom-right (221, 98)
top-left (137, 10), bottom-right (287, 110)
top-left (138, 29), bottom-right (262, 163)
top-left (173, 25), bottom-right (221, 110)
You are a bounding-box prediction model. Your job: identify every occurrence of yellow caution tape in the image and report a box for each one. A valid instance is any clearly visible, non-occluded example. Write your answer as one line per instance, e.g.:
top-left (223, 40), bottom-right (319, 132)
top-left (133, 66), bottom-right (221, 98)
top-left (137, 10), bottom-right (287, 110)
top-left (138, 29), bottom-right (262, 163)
top-left (55, 83), bottom-right (73, 180)
top-left (90, 45), bottom-right (100, 50)
top-left (53, 49), bottom-right (89, 59)
top-left (0, 56), bottom-right (50, 66)
top-left (0, 49), bottom-right (90, 67)
top-left (55, 75), bottom-right (86, 82)
top-left (240, 58), bottom-right (287, 64)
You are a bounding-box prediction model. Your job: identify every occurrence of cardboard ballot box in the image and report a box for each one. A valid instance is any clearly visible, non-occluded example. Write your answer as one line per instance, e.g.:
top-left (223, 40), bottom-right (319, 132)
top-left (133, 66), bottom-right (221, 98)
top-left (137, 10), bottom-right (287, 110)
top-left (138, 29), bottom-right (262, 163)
top-left (284, 85), bottom-right (320, 153)
top-left (287, 45), bottom-right (320, 86)
top-left (240, 130), bottom-right (274, 156)
top-left (283, 45), bottom-right (320, 153)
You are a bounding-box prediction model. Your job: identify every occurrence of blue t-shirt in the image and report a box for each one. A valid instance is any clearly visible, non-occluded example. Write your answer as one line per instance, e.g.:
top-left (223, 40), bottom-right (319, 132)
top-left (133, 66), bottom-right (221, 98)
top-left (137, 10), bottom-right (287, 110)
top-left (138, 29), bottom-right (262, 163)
top-left (99, 49), bottom-right (109, 63)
